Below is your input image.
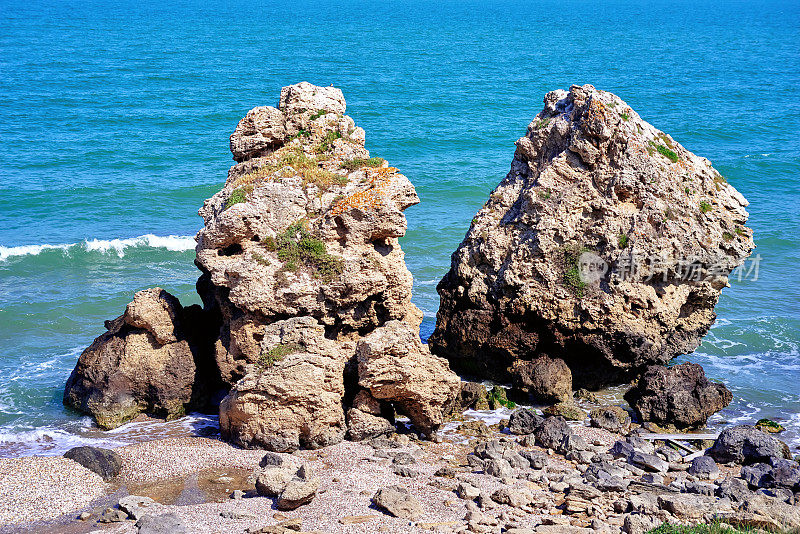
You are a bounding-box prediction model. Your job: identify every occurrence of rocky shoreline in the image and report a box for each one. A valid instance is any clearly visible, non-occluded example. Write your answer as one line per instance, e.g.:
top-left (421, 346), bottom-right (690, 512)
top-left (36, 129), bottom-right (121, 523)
top-left (1, 402), bottom-right (799, 533)
top-left (6, 82), bottom-right (795, 532)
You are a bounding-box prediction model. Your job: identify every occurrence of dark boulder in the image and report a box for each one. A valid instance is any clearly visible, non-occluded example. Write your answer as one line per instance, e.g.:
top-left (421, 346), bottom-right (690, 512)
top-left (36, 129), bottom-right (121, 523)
top-left (63, 288), bottom-right (219, 429)
top-left (609, 440), bottom-right (636, 459)
top-left (741, 463), bottom-right (773, 488)
top-left (687, 455), bottom-right (720, 480)
top-left (741, 459), bottom-right (800, 491)
top-left (707, 425), bottom-right (791, 465)
top-left (715, 476), bottom-right (752, 502)
top-left (64, 446), bottom-right (122, 481)
top-left (769, 458), bottom-right (800, 490)
top-left (508, 408), bottom-right (544, 435)
top-left (623, 363), bottom-right (732, 429)
top-left (535, 416), bottom-right (573, 453)
top-left (628, 451), bottom-right (669, 473)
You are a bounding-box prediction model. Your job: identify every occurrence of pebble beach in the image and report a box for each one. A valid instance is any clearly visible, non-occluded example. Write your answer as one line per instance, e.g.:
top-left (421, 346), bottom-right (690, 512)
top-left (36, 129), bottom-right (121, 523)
top-left (0, 412), bottom-right (770, 534)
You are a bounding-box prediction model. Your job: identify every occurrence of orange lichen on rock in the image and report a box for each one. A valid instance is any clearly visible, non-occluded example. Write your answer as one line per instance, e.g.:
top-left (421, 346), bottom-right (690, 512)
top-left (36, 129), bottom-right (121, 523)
top-left (329, 166), bottom-right (398, 216)
top-left (586, 98), bottom-right (608, 121)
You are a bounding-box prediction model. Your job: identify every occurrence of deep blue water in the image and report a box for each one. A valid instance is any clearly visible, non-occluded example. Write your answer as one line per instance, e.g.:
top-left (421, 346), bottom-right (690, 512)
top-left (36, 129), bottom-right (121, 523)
top-left (1, 0), bottom-right (799, 456)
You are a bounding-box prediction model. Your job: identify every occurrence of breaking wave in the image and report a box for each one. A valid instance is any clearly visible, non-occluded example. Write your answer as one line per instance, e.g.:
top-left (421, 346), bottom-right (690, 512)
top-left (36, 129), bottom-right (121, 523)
top-left (0, 234), bottom-right (196, 261)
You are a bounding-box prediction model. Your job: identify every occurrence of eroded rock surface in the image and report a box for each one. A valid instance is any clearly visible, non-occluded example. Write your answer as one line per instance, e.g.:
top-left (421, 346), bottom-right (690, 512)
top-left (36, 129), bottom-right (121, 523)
top-left (197, 82), bottom-right (422, 386)
top-left (430, 84), bottom-right (754, 387)
top-left (624, 362), bottom-right (733, 429)
top-left (357, 320), bottom-right (461, 436)
top-left (212, 83), bottom-right (457, 447)
top-left (219, 317), bottom-right (349, 451)
top-left (64, 288), bottom-right (217, 429)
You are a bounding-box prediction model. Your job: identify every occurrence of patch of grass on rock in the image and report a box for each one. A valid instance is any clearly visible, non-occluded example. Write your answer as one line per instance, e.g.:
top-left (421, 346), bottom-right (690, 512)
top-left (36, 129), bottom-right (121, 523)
top-left (225, 185), bottom-right (253, 209)
top-left (279, 149), bottom-right (347, 190)
top-left (533, 117), bottom-right (551, 130)
top-left (560, 243), bottom-right (591, 297)
top-left (339, 157), bottom-right (385, 171)
top-left (654, 143), bottom-right (679, 163)
top-left (273, 221), bottom-right (343, 281)
top-left (316, 130), bottom-right (342, 153)
top-left (647, 521), bottom-right (758, 534)
top-left (259, 343), bottom-right (303, 368)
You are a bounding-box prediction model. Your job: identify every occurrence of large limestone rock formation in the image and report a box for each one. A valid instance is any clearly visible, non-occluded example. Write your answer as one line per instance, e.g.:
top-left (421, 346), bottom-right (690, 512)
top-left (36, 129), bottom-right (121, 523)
top-left (211, 83), bottom-right (458, 449)
top-left (197, 81), bottom-right (422, 386)
top-left (430, 84), bottom-right (755, 387)
top-left (65, 83), bottom-right (459, 445)
top-left (64, 288), bottom-right (217, 429)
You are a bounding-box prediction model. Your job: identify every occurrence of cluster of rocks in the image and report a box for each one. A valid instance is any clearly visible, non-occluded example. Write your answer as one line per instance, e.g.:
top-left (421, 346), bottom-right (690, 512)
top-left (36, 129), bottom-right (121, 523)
top-left (253, 452), bottom-right (319, 510)
top-left (57, 81), bottom-right (787, 531)
top-left (451, 412), bottom-right (800, 533)
top-left (58, 409), bottom-right (797, 532)
top-left (64, 82), bottom-right (460, 448)
top-left (90, 495), bottom-right (186, 534)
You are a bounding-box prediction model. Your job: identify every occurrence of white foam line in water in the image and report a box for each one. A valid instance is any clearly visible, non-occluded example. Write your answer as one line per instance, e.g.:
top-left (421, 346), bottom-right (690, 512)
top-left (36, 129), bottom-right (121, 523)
top-left (0, 234), bottom-right (196, 261)
top-left (102, 412), bottom-right (219, 436)
top-left (0, 426), bottom-right (127, 458)
top-left (0, 413), bottom-right (220, 458)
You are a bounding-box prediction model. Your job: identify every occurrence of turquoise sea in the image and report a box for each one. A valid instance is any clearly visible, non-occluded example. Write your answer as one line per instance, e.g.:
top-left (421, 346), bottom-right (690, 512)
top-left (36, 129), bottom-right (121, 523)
top-left (1, 0), bottom-right (799, 456)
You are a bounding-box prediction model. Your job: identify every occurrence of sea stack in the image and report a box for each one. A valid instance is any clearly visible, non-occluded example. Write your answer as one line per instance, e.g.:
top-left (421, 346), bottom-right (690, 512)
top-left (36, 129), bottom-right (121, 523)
top-left (203, 82), bottom-right (459, 450)
top-left (64, 82), bottom-right (460, 448)
top-left (430, 84), bottom-right (755, 388)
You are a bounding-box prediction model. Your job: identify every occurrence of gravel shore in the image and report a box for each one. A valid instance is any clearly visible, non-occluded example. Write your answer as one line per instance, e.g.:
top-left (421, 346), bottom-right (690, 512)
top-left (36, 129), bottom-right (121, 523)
top-left (0, 456), bottom-right (107, 526)
top-left (1, 413), bottom-right (796, 534)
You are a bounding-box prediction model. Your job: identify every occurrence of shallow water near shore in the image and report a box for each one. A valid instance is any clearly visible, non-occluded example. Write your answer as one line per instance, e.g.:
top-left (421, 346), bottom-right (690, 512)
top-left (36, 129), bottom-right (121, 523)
top-left (1, 0), bottom-right (799, 457)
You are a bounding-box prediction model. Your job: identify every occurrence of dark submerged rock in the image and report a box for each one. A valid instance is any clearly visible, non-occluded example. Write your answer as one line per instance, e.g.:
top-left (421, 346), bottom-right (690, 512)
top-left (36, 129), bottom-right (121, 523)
top-left (508, 408), bottom-right (544, 436)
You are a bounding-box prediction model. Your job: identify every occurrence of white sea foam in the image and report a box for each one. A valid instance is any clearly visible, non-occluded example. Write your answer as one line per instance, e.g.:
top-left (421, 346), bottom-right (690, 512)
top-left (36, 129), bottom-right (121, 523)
top-left (0, 426), bottom-right (128, 458)
top-left (0, 243), bottom-right (72, 261)
top-left (0, 234), bottom-right (196, 261)
top-left (0, 413), bottom-right (219, 458)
